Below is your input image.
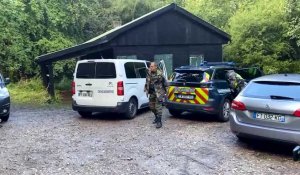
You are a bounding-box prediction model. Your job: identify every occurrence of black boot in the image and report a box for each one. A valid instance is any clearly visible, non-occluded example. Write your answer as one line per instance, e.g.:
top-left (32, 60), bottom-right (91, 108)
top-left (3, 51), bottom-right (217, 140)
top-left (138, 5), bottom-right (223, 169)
top-left (152, 116), bottom-right (158, 124)
top-left (156, 117), bottom-right (162, 128)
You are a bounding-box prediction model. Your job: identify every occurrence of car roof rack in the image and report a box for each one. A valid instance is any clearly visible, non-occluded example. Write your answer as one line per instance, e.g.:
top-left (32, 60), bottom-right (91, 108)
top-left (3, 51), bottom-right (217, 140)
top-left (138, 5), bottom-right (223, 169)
top-left (199, 61), bottom-right (236, 67)
top-left (175, 61), bottom-right (236, 71)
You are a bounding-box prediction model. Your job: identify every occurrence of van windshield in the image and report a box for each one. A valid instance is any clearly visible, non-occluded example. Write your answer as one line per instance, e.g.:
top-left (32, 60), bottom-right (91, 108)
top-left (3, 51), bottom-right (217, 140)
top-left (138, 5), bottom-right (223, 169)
top-left (76, 62), bottom-right (116, 79)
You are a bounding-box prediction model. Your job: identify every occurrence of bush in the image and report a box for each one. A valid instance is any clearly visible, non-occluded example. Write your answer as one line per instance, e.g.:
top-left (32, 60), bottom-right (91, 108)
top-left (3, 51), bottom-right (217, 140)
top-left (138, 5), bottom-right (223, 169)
top-left (55, 76), bottom-right (72, 91)
top-left (7, 77), bottom-right (61, 105)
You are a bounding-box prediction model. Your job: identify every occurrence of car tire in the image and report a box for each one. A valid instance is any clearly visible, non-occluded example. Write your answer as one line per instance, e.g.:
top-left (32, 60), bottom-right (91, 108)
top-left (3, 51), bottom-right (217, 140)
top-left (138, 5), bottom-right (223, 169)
top-left (124, 98), bottom-right (138, 119)
top-left (78, 111), bottom-right (92, 118)
top-left (217, 98), bottom-right (231, 122)
top-left (236, 135), bottom-right (250, 143)
top-left (169, 109), bottom-right (182, 117)
top-left (1, 113), bottom-right (10, 122)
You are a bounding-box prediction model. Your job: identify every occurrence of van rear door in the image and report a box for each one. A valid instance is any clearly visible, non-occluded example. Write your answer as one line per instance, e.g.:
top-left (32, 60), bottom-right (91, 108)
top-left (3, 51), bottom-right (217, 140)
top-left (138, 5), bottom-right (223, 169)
top-left (74, 61), bottom-right (119, 107)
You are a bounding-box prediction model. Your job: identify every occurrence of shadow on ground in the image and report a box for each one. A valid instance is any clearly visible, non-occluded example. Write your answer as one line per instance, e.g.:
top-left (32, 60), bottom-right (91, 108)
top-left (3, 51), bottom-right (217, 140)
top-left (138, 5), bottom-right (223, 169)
top-left (77, 107), bottom-right (150, 121)
top-left (169, 111), bottom-right (219, 123)
top-left (236, 135), bottom-right (297, 158)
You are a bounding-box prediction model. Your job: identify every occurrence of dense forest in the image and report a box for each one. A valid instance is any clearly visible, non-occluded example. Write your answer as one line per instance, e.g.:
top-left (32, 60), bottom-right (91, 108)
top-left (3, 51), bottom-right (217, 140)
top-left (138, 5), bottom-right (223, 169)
top-left (1, 0), bottom-right (300, 82)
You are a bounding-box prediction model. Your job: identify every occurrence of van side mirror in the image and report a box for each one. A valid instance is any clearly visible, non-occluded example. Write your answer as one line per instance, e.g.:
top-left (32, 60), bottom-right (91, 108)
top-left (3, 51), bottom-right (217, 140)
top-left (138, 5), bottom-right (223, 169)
top-left (4, 78), bottom-right (10, 85)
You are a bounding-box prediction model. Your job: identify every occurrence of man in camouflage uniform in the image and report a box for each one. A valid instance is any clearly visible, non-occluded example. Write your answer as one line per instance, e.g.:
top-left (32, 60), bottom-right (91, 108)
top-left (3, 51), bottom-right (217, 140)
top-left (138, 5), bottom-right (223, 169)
top-left (144, 62), bottom-right (167, 128)
top-left (226, 70), bottom-right (246, 99)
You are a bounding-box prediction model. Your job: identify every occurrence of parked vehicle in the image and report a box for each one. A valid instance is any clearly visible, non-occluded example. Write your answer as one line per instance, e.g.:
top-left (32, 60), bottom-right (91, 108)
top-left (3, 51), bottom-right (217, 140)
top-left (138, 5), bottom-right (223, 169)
top-left (230, 74), bottom-right (300, 145)
top-left (0, 73), bottom-right (10, 122)
top-left (165, 62), bottom-right (262, 122)
top-left (72, 59), bottom-right (149, 119)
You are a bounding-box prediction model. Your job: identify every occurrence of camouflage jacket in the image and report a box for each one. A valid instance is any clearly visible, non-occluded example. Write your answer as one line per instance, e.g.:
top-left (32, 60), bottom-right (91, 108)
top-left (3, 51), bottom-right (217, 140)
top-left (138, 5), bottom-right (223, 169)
top-left (144, 69), bottom-right (167, 98)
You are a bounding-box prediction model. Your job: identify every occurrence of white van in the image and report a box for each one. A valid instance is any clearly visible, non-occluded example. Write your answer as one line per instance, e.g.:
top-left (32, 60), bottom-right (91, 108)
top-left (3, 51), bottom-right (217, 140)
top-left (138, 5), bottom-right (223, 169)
top-left (72, 59), bottom-right (150, 119)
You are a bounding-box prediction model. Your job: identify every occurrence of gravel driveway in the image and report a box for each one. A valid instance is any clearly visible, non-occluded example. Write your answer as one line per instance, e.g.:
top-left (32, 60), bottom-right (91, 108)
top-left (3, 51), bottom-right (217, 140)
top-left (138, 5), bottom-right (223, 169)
top-left (0, 105), bottom-right (299, 175)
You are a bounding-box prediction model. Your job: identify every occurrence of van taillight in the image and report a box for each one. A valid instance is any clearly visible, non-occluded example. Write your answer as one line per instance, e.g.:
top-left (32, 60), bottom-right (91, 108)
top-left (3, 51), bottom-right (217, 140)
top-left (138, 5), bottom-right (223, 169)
top-left (117, 81), bottom-right (124, 96)
top-left (231, 100), bottom-right (246, 111)
top-left (71, 81), bottom-right (75, 95)
top-left (293, 109), bottom-right (300, 117)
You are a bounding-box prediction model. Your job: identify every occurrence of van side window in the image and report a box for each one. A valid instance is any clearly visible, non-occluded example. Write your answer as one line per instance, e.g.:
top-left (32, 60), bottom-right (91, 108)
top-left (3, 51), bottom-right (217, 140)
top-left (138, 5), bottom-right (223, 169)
top-left (125, 62), bottom-right (137, 78)
top-left (214, 69), bottom-right (227, 80)
top-left (124, 62), bottom-right (147, 79)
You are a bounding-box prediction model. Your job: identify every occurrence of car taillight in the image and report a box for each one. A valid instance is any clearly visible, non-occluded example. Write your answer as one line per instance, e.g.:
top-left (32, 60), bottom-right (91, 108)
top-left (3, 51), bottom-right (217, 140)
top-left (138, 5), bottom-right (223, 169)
top-left (231, 100), bottom-right (246, 111)
top-left (71, 81), bottom-right (75, 95)
top-left (117, 81), bottom-right (124, 96)
top-left (293, 109), bottom-right (300, 117)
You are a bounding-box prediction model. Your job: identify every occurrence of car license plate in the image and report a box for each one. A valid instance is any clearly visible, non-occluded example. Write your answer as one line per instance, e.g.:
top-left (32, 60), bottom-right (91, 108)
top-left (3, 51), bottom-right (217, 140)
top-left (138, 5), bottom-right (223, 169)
top-left (253, 112), bottom-right (285, 123)
top-left (78, 91), bottom-right (93, 97)
top-left (175, 87), bottom-right (195, 93)
top-left (177, 94), bottom-right (194, 100)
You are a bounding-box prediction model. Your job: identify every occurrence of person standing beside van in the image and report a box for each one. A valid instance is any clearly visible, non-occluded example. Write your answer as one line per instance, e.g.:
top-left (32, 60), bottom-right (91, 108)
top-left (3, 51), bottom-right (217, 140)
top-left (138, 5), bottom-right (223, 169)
top-left (144, 62), bottom-right (168, 128)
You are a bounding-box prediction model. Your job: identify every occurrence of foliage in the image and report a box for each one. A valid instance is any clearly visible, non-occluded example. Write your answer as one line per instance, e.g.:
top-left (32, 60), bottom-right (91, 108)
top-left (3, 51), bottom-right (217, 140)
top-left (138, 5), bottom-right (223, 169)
top-left (7, 77), bottom-right (61, 105)
top-left (55, 76), bottom-right (72, 91)
top-left (0, 0), bottom-right (300, 83)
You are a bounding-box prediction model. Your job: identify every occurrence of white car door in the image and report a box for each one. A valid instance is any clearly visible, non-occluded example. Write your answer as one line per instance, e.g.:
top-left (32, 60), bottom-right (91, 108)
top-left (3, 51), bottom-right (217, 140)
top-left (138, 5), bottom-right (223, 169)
top-left (158, 60), bottom-right (168, 81)
top-left (134, 62), bottom-right (148, 108)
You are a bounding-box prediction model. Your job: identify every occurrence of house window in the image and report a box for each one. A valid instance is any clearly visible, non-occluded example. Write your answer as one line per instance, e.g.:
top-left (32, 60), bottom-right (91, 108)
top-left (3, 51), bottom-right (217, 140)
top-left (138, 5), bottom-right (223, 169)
top-left (190, 55), bottom-right (204, 66)
top-left (154, 54), bottom-right (173, 78)
top-left (117, 55), bottom-right (137, 60)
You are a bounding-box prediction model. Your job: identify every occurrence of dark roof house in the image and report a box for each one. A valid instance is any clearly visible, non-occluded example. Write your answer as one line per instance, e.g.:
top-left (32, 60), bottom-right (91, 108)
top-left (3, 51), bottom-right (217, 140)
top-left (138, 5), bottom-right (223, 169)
top-left (37, 3), bottom-right (231, 96)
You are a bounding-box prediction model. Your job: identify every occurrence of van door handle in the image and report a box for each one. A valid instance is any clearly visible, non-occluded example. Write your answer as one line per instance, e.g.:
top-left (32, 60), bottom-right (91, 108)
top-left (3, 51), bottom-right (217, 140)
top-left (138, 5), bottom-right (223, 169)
top-left (85, 83), bottom-right (92, 86)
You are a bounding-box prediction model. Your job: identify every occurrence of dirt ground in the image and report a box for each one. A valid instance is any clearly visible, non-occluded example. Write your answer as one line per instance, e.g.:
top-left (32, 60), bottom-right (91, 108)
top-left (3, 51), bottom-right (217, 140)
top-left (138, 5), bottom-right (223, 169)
top-left (0, 105), bottom-right (299, 175)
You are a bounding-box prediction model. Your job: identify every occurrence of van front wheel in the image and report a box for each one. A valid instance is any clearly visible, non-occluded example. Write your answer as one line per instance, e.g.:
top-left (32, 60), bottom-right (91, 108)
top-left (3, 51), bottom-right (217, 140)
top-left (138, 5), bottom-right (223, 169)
top-left (124, 98), bottom-right (137, 119)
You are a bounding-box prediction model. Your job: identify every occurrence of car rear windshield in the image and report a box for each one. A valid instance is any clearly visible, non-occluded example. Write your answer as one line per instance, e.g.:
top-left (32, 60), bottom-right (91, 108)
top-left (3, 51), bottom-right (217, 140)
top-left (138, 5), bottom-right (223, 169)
top-left (172, 70), bottom-right (211, 83)
top-left (242, 81), bottom-right (300, 101)
top-left (76, 62), bottom-right (116, 79)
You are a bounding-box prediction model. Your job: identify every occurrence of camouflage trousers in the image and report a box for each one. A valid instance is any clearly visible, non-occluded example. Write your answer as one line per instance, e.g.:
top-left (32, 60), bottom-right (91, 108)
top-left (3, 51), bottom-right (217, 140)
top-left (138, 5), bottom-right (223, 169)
top-left (149, 93), bottom-right (163, 118)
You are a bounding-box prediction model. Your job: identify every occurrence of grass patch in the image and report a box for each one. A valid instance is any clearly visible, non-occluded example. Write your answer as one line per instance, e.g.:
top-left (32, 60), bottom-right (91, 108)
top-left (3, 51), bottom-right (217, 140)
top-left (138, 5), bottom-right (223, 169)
top-left (7, 78), bottom-right (61, 106)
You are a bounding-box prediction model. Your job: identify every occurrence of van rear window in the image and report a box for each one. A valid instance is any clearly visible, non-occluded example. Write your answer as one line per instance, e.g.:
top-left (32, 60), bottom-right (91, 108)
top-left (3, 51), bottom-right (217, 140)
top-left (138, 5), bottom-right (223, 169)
top-left (76, 62), bottom-right (116, 79)
top-left (95, 63), bottom-right (116, 78)
top-left (172, 70), bottom-right (211, 83)
top-left (76, 63), bottom-right (95, 79)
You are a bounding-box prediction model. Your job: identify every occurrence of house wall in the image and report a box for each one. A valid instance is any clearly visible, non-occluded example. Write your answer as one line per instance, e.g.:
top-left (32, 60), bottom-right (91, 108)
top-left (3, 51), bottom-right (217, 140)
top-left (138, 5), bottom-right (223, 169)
top-left (113, 45), bottom-right (222, 70)
top-left (110, 11), bottom-right (228, 46)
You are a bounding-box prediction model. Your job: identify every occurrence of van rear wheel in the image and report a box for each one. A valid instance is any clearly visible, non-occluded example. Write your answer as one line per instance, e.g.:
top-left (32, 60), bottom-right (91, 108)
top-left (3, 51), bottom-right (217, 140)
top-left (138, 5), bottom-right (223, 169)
top-left (169, 109), bottom-right (182, 117)
top-left (78, 111), bottom-right (92, 118)
top-left (124, 98), bottom-right (137, 119)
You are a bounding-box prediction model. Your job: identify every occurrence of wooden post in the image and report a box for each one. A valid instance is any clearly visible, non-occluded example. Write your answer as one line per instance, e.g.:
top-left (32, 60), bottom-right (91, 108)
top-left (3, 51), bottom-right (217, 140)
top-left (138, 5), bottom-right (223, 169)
top-left (40, 64), bottom-right (48, 88)
top-left (47, 63), bottom-right (55, 97)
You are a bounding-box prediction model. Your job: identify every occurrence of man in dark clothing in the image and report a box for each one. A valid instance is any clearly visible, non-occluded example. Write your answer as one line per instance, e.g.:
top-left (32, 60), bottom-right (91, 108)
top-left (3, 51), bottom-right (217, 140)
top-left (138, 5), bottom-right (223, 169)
top-left (144, 62), bottom-right (167, 128)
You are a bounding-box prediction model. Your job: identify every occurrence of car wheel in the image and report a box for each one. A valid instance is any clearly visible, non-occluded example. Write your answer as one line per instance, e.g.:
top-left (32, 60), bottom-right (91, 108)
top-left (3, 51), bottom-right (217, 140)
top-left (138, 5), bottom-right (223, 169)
top-left (169, 109), bottom-right (182, 117)
top-left (78, 111), bottom-right (92, 117)
top-left (218, 98), bottom-right (231, 122)
top-left (124, 98), bottom-right (137, 119)
top-left (236, 135), bottom-right (250, 143)
top-left (0, 113), bottom-right (10, 122)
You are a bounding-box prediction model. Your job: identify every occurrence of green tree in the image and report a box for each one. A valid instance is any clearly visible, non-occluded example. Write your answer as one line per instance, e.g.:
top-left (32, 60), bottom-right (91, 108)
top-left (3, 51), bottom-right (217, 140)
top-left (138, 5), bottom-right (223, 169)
top-left (224, 0), bottom-right (300, 73)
